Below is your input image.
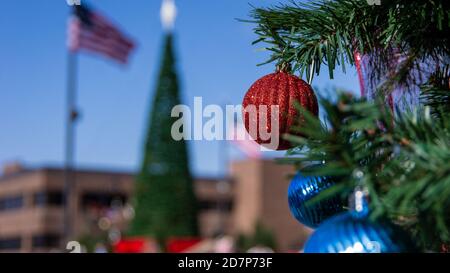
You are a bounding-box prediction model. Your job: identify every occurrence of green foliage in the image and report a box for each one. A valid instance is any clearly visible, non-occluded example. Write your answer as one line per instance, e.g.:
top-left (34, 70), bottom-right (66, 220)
top-left (236, 221), bottom-right (277, 252)
top-left (279, 90), bottom-right (450, 251)
top-left (421, 65), bottom-right (450, 117)
top-left (128, 34), bottom-right (199, 244)
top-left (248, 0), bottom-right (450, 90)
top-left (247, 0), bottom-right (450, 252)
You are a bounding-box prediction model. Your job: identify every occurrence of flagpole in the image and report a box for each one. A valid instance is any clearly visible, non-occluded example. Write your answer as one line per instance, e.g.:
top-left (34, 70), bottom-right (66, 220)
top-left (63, 50), bottom-right (78, 249)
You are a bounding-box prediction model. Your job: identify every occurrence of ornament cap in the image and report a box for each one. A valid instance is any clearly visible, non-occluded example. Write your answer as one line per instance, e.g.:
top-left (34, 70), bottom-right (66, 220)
top-left (350, 186), bottom-right (370, 218)
top-left (276, 62), bottom-right (292, 73)
top-left (349, 169), bottom-right (370, 217)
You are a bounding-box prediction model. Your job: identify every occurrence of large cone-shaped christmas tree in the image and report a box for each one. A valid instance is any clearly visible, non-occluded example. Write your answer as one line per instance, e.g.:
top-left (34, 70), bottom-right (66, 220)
top-left (129, 34), bottom-right (198, 245)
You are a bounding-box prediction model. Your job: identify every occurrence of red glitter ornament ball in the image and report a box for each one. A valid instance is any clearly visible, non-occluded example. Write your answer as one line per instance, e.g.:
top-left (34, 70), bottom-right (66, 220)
top-left (242, 71), bottom-right (318, 150)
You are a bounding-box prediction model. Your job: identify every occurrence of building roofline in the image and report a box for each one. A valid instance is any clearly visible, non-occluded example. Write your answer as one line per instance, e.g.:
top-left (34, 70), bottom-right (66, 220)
top-left (0, 168), bottom-right (34, 182)
top-left (0, 165), bottom-right (228, 183)
top-left (0, 165), bottom-right (135, 183)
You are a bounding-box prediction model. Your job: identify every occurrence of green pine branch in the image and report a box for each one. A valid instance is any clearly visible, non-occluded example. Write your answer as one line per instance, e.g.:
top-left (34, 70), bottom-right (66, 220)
top-left (279, 90), bottom-right (450, 251)
top-left (420, 65), bottom-right (450, 117)
top-left (249, 0), bottom-right (450, 91)
top-left (247, 0), bottom-right (450, 252)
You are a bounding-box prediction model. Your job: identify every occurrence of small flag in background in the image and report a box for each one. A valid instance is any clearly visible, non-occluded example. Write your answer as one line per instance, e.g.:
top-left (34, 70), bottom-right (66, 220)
top-left (228, 120), bottom-right (262, 159)
top-left (68, 4), bottom-right (135, 64)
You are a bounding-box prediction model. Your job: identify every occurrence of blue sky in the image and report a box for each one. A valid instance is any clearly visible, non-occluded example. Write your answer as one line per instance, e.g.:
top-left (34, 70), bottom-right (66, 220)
top-left (0, 0), bottom-right (359, 177)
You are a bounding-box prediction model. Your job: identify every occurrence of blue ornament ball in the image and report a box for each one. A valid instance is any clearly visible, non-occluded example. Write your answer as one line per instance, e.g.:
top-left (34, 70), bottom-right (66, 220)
top-left (304, 212), bottom-right (416, 253)
top-left (288, 171), bottom-right (344, 228)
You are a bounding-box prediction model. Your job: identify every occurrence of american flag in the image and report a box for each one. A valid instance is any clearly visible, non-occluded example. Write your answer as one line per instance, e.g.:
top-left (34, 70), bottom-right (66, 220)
top-left (68, 4), bottom-right (135, 64)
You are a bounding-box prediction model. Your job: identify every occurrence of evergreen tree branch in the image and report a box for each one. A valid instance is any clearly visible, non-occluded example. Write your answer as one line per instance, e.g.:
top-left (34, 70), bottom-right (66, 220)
top-left (282, 92), bottom-right (450, 251)
top-left (249, 0), bottom-right (450, 91)
top-left (420, 64), bottom-right (450, 116)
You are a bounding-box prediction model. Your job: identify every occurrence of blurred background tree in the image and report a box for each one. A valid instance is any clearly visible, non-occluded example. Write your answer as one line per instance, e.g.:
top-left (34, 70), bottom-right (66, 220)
top-left (128, 34), bottom-right (199, 249)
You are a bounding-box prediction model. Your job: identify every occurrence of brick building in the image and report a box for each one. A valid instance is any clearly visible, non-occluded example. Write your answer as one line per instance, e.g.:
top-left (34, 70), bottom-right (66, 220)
top-left (0, 159), bottom-right (311, 252)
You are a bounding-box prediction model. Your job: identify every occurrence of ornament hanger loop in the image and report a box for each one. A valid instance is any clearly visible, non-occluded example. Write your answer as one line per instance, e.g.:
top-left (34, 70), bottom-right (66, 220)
top-left (276, 62), bottom-right (292, 73)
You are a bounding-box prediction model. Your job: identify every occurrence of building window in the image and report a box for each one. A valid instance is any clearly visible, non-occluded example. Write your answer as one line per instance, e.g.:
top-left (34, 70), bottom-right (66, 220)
top-left (0, 237), bottom-right (21, 250)
top-left (0, 195), bottom-right (24, 211)
top-left (33, 191), bottom-right (63, 207)
top-left (81, 193), bottom-right (127, 210)
top-left (198, 200), bottom-right (233, 212)
top-left (32, 234), bottom-right (60, 249)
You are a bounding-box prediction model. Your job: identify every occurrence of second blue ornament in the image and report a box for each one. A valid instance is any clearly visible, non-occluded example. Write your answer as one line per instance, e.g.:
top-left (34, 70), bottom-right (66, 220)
top-left (288, 171), bottom-right (344, 228)
top-left (303, 212), bottom-right (416, 253)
